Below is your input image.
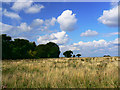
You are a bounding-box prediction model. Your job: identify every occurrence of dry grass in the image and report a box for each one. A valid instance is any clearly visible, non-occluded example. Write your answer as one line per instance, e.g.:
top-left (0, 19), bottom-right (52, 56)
top-left (2, 57), bottom-right (119, 88)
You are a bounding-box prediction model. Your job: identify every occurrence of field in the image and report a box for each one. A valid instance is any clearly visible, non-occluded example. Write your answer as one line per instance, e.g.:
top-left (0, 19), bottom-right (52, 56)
top-left (2, 57), bottom-right (120, 88)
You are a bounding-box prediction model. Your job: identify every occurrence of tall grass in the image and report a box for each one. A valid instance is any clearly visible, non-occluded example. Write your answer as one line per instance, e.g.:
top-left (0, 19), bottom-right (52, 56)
top-left (2, 57), bottom-right (119, 88)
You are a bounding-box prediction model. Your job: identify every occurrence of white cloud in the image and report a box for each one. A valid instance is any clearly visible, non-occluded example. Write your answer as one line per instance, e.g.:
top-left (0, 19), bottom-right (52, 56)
top-left (11, 0), bottom-right (33, 11)
top-left (73, 39), bottom-right (109, 47)
top-left (0, 22), bottom-right (31, 35)
top-left (25, 4), bottom-right (44, 14)
top-left (31, 17), bottom-right (56, 31)
top-left (11, 0), bottom-right (44, 14)
top-left (0, 7), bottom-right (2, 12)
top-left (37, 31), bottom-right (69, 45)
top-left (112, 38), bottom-right (120, 44)
top-left (17, 23), bottom-right (31, 32)
top-left (80, 29), bottom-right (98, 37)
top-left (103, 32), bottom-right (120, 37)
top-left (57, 10), bottom-right (77, 31)
top-left (31, 19), bottom-right (44, 27)
top-left (111, 0), bottom-right (119, 7)
top-left (98, 6), bottom-right (118, 27)
top-left (60, 38), bottom-right (118, 57)
top-left (0, 22), bottom-right (13, 33)
top-left (0, 7), bottom-right (2, 19)
top-left (45, 17), bottom-right (56, 26)
top-left (3, 9), bottom-right (21, 19)
top-left (12, 36), bottom-right (28, 41)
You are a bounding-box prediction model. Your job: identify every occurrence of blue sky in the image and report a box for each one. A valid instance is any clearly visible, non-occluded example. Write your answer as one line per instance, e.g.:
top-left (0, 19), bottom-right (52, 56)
top-left (1, 1), bottom-right (119, 57)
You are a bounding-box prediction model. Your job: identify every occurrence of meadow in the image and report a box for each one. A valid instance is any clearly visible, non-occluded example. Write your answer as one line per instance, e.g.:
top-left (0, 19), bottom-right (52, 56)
top-left (2, 57), bottom-right (119, 88)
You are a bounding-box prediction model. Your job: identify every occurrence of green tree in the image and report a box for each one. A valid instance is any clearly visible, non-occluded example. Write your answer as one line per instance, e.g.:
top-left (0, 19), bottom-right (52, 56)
top-left (35, 42), bottom-right (60, 58)
top-left (76, 54), bottom-right (81, 57)
top-left (1, 34), bottom-right (60, 59)
top-left (73, 55), bottom-right (75, 57)
top-left (103, 55), bottom-right (111, 57)
top-left (35, 44), bottom-right (48, 58)
top-left (46, 42), bottom-right (60, 58)
top-left (63, 50), bottom-right (73, 57)
top-left (2, 34), bottom-right (12, 59)
top-left (11, 39), bottom-right (36, 59)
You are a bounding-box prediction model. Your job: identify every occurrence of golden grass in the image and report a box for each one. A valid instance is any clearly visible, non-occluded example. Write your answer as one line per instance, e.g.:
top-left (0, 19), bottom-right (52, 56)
top-left (2, 57), bottom-right (119, 88)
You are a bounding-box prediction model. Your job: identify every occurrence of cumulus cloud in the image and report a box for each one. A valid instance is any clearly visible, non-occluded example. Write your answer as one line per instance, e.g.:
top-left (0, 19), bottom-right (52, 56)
top-left (98, 6), bottom-right (118, 27)
top-left (1, 17), bottom-right (57, 37)
top-left (0, 22), bottom-right (13, 33)
top-left (112, 38), bottom-right (120, 44)
top-left (37, 31), bottom-right (69, 45)
top-left (45, 17), bottom-right (56, 26)
top-left (60, 38), bottom-right (118, 57)
top-left (25, 4), bottom-right (44, 14)
top-left (31, 19), bottom-right (44, 27)
top-left (0, 22), bottom-right (32, 36)
top-left (17, 23), bottom-right (31, 32)
top-left (3, 9), bottom-right (21, 19)
top-left (31, 17), bottom-right (56, 31)
top-left (73, 39), bottom-right (109, 47)
top-left (11, 0), bottom-right (33, 11)
top-left (80, 29), bottom-right (98, 37)
top-left (11, 0), bottom-right (44, 14)
top-left (57, 10), bottom-right (77, 31)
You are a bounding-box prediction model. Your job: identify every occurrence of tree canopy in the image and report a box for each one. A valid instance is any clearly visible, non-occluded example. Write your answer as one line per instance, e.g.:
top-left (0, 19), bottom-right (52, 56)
top-left (103, 55), bottom-right (111, 57)
top-left (76, 54), bottom-right (81, 57)
top-left (35, 42), bottom-right (60, 58)
top-left (1, 34), bottom-right (60, 60)
top-left (63, 50), bottom-right (73, 57)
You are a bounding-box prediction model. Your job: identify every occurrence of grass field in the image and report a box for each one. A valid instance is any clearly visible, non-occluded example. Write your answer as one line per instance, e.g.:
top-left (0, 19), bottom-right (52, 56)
top-left (2, 57), bottom-right (120, 88)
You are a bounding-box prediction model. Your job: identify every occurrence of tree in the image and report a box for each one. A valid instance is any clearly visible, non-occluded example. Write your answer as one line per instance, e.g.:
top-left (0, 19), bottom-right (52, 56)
top-left (73, 55), bottom-right (75, 57)
top-left (46, 42), bottom-right (60, 58)
top-left (103, 55), bottom-right (111, 57)
top-left (2, 34), bottom-right (12, 59)
top-left (63, 50), bottom-right (73, 57)
top-left (76, 54), bottom-right (81, 57)
top-left (11, 39), bottom-right (36, 59)
top-left (1, 34), bottom-right (60, 59)
top-left (35, 44), bottom-right (48, 58)
top-left (35, 42), bottom-right (60, 58)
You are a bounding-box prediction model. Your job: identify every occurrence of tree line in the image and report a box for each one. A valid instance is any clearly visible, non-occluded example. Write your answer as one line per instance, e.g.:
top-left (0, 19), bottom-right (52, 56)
top-left (1, 34), bottom-right (81, 60)
top-left (1, 34), bottom-right (60, 60)
top-left (63, 50), bottom-right (81, 58)
top-left (1, 34), bottom-right (111, 60)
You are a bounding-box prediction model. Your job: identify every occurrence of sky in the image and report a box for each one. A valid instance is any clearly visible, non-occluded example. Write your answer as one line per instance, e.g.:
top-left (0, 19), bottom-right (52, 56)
top-left (0, 1), bottom-right (119, 57)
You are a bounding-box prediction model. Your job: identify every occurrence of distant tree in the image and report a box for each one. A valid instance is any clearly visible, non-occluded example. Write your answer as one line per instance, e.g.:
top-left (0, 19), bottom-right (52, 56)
top-left (103, 55), bottom-right (111, 57)
top-left (73, 55), bottom-right (75, 57)
top-left (76, 54), bottom-right (81, 57)
top-left (63, 50), bottom-right (73, 57)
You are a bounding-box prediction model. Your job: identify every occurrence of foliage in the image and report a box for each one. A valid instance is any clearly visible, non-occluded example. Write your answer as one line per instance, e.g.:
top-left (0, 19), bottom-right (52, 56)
top-left (103, 55), bottom-right (111, 57)
top-left (73, 55), bottom-right (75, 57)
top-left (2, 34), bottom-right (12, 59)
top-left (46, 42), bottom-right (60, 58)
top-left (76, 54), bottom-right (81, 57)
top-left (63, 50), bottom-right (73, 57)
top-left (1, 34), bottom-right (60, 59)
top-left (35, 42), bottom-right (60, 58)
